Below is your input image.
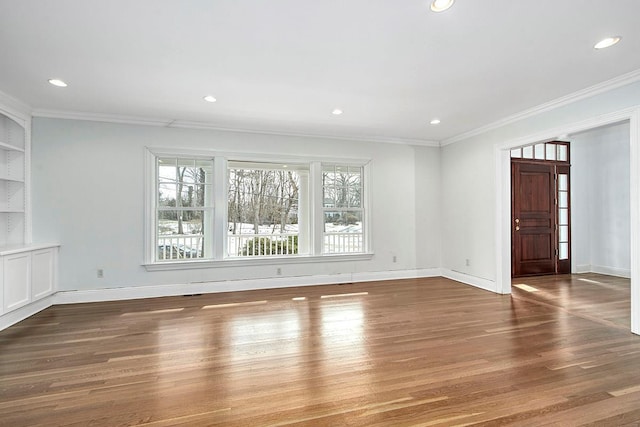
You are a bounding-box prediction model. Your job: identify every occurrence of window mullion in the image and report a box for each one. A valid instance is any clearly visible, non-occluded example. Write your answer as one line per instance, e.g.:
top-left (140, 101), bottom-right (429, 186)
top-left (310, 162), bottom-right (324, 255)
top-left (145, 150), bottom-right (158, 263)
top-left (363, 162), bottom-right (371, 253)
top-left (212, 156), bottom-right (227, 259)
top-left (298, 170), bottom-right (310, 255)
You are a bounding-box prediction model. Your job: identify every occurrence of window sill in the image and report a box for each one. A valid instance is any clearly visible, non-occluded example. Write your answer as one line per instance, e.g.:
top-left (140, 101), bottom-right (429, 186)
top-left (143, 253), bottom-right (374, 271)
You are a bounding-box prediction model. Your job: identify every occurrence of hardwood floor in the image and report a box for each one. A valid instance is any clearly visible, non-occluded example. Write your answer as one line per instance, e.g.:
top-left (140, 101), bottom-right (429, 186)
top-left (511, 273), bottom-right (631, 330)
top-left (1, 275), bottom-right (639, 426)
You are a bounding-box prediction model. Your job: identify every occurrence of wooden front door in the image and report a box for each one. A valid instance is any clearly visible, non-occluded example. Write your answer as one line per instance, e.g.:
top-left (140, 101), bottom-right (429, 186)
top-left (512, 162), bottom-right (557, 277)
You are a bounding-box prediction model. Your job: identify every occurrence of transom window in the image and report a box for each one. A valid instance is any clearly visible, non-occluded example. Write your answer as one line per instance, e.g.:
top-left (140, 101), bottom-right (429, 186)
top-left (146, 150), bottom-right (370, 266)
top-left (510, 141), bottom-right (569, 162)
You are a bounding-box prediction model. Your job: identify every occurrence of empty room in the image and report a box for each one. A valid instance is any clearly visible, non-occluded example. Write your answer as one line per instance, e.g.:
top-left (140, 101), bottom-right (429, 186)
top-left (1, 0), bottom-right (640, 425)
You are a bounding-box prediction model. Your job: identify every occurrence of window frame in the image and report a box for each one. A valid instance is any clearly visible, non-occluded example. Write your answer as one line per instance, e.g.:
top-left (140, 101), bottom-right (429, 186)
top-left (144, 148), bottom-right (373, 270)
top-left (145, 149), bottom-right (217, 264)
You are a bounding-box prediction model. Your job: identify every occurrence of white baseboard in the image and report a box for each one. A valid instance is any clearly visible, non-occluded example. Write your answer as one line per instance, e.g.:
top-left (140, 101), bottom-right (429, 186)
top-left (54, 268), bottom-right (443, 305)
top-left (575, 264), bottom-right (592, 274)
top-left (352, 268), bottom-right (441, 283)
top-left (0, 268), bottom-right (489, 331)
top-left (0, 295), bottom-right (55, 332)
top-left (441, 269), bottom-right (500, 294)
top-left (573, 264), bottom-right (631, 278)
top-left (590, 264), bottom-right (631, 279)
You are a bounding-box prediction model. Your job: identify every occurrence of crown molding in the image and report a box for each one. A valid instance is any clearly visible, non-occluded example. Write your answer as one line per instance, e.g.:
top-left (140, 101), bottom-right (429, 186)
top-left (32, 109), bottom-right (171, 127)
top-left (169, 120), bottom-right (440, 147)
top-left (441, 68), bottom-right (640, 147)
top-left (32, 109), bottom-right (440, 147)
top-left (495, 106), bottom-right (639, 151)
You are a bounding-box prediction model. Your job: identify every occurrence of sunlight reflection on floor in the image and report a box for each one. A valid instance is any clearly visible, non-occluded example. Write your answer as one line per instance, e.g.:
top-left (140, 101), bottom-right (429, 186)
top-left (513, 284), bottom-right (539, 292)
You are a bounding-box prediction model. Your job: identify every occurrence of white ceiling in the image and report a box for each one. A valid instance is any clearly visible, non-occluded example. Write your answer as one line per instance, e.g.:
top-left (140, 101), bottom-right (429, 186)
top-left (1, 0), bottom-right (639, 144)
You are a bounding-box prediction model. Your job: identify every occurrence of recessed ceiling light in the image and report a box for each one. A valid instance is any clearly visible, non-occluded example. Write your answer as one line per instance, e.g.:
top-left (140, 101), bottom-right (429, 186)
top-left (594, 36), bottom-right (621, 49)
top-left (430, 0), bottom-right (454, 12)
top-left (332, 109), bottom-right (343, 115)
top-left (48, 79), bottom-right (67, 87)
top-left (203, 95), bottom-right (217, 103)
top-left (430, 119), bottom-right (441, 125)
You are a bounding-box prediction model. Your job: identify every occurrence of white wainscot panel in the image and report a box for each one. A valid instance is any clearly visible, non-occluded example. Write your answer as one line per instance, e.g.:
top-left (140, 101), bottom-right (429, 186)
top-left (3, 251), bottom-right (30, 312)
top-left (31, 248), bottom-right (56, 299)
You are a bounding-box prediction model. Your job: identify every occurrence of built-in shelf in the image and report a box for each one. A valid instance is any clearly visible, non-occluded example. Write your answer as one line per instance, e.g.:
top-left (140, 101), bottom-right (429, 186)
top-left (0, 112), bottom-right (26, 246)
top-left (0, 116), bottom-right (25, 151)
top-left (0, 99), bottom-right (59, 331)
top-left (0, 141), bottom-right (24, 152)
top-left (0, 176), bottom-right (24, 183)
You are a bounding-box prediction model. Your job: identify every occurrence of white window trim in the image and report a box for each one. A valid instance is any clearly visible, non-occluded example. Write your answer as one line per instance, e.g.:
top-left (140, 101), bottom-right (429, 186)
top-left (143, 148), bottom-right (157, 264)
top-left (143, 147), bottom-right (373, 270)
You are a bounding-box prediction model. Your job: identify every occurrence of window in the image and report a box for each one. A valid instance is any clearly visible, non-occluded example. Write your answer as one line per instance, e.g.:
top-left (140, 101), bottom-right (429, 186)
top-left (322, 165), bottom-right (364, 253)
top-left (146, 150), bottom-right (370, 267)
top-left (510, 141), bottom-right (569, 162)
top-left (156, 157), bottom-right (213, 261)
top-left (227, 162), bottom-right (306, 257)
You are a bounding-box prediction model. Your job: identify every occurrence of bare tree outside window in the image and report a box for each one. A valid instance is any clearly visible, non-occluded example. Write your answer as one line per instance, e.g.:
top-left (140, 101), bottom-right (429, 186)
top-left (156, 158), bottom-right (212, 260)
top-left (227, 163), bottom-right (300, 257)
top-left (322, 165), bottom-right (364, 253)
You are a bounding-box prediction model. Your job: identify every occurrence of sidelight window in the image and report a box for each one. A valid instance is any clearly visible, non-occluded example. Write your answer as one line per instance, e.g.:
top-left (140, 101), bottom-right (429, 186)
top-left (557, 173), bottom-right (569, 260)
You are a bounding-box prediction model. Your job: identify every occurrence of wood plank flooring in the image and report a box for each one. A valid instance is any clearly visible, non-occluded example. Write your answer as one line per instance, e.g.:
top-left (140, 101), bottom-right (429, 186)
top-left (1, 275), bottom-right (639, 426)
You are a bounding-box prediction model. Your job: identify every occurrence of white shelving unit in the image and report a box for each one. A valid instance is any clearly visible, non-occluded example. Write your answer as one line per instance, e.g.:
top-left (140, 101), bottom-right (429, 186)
top-left (0, 104), bottom-right (58, 328)
top-left (0, 113), bottom-right (26, 245)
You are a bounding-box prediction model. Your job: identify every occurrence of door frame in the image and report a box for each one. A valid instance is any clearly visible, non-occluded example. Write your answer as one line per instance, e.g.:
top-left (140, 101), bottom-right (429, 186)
top-left (494, 106), bottom-right (640, 335)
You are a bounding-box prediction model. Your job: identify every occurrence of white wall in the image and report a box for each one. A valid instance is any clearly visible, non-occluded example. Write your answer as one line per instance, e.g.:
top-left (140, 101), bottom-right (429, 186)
top-left (440, 80), bottom-right (640, 289)
top-left (440, 135), bottom-right (496, 281)
top-left (31, 118), bottom-right (441, 292)
top-left (414, 145), bottom-right (442, 269)
top-left (571, 122), bottom-right (631, 277)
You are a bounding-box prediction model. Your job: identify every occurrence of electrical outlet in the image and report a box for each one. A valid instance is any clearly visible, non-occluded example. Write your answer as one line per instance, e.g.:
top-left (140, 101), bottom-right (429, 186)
top-left (393, 255), bottom-right (397, 263)
top-left (465, 259), bottom-right (470, 267)
top-left (277, 267), bottom-right (282, 275)
top-left (97, 269), bottom-right (104, 278)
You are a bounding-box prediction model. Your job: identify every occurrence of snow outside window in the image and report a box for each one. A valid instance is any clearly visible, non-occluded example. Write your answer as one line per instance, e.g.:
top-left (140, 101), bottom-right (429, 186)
top-left (322, 164), bottom-right (364, 254)
top-left (227, 161), bottom-right (308, 257)
top-left (156, 157), bottom-right (213, 261)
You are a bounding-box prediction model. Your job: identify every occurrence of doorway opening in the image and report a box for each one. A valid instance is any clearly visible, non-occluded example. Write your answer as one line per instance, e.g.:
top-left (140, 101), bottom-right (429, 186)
top-left (510, 141), bottom-right (570, 277)
top-left (495, 107), bottom-right (639, 335)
